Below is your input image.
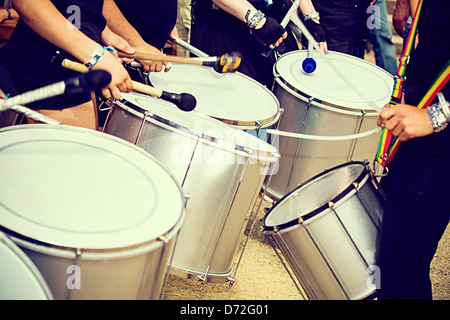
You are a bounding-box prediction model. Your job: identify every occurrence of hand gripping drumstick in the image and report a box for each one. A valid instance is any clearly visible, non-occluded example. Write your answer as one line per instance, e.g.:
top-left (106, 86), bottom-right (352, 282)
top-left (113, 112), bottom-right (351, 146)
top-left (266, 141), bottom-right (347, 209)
top-left (61, 59), bottom-right (197, 111)
top-left (117, 52), bottom-right (241, 74)
top-left (261, 0), bottom-right (303, 57)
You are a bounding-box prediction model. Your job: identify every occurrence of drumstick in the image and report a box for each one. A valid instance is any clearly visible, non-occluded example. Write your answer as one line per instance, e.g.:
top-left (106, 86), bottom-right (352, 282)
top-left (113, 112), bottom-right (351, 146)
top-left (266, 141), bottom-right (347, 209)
top-left (61, 59), bottom-right (197, 111)
top-left (170, 35), bottom-right (209, 58)
top-left (118, 52), bottom-right (241, 73)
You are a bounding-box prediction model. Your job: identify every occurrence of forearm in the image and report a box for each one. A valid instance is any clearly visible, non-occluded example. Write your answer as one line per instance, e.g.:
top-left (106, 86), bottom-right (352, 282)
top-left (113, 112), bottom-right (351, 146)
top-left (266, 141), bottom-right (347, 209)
top-left (12, 0), bottom-right (98, 64)
top-left (409, 0), bottom-right (419, 17)
top-left (102, 0), bottom-right (146, 48)
top-left (212, 0), bottom-right (255, 22)
top-left (299, 0), bottom-right (317, 15)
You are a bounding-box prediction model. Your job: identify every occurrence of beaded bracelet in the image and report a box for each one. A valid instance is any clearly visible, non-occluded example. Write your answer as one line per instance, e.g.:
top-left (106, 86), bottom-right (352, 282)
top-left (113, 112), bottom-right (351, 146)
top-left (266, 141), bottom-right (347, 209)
top-left (245, 8), bottom-right (265, 29)
top-left (427, 94), bottom-right (449, 133)
top-left (437, 92), bottom-right (450, 122)
top-left (304, 11), bottom-right (320, 21)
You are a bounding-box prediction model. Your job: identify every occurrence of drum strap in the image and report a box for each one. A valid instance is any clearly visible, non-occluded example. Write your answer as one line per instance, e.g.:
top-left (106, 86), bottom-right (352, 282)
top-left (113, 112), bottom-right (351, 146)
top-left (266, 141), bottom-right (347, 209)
top-left (385, 60), bottom-right (450, 160)
top-left (375, 0), bottom-right (424, 168)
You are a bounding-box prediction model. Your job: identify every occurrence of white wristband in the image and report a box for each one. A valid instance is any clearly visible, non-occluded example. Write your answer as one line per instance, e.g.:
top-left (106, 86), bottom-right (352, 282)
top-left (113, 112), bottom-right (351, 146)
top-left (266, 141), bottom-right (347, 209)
top-left (85, 45), bottom-right (105, 69)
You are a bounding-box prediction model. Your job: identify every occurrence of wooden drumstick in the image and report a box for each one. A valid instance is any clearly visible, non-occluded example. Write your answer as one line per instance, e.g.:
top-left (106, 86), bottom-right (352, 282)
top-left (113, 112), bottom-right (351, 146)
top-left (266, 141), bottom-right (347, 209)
top-left (118, 52), bottom-right (241, 73)
top-left (61, 59), bottom-right (196, 111)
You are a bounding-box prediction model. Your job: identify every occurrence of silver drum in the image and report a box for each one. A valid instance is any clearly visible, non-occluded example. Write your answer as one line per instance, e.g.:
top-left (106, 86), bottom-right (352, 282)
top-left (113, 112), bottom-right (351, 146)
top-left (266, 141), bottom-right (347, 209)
top-left (267, 50), bottom-right (393, 200)
top-left (263, 162), bottom-right (384, 300)
top-left (149, 64), bottom-right (281, 131)
top-left (0, 125), bottom-right (185, 300)
top-left (103, 92), bottom-right (279, 282)
top-left (0, 231), bottom-right (53, 300)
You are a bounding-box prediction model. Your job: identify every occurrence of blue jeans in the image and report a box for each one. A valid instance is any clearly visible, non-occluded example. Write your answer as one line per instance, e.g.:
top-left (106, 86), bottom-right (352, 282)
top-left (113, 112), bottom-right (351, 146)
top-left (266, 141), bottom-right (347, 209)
top-left (368, 0), bottom-right (398, 76)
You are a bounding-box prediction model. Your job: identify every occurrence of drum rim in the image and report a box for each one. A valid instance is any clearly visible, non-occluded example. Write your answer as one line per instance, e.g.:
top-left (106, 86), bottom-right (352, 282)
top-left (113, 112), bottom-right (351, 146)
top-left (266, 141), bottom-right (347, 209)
top-left (0, 124), bottom-right (186, 250)
top-left (112, 93), bottom-right (280, 161)
top-left (273, 50), bottom-right (393, 113)
top-left (2, 213), bottom-right (184, 258)
top-left (262, 161), bottom-right (370, 232)
top-left (149, 65), bottom-right (281, 129)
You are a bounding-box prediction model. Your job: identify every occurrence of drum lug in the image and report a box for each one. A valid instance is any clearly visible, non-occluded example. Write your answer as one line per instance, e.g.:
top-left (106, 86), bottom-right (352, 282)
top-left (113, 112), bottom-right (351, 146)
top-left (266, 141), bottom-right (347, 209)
top-left (157, 236), bottom-right (168, 244)
top-left (98, 97), bottom-right (115, 112)
top-left (183, 194), bottom-right (191, 207)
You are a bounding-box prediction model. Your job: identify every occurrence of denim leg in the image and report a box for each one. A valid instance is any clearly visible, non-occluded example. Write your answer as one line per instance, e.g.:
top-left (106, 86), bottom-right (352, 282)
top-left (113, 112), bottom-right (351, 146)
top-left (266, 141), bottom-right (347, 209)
top-left (368, 0), bottom-right (398, 76)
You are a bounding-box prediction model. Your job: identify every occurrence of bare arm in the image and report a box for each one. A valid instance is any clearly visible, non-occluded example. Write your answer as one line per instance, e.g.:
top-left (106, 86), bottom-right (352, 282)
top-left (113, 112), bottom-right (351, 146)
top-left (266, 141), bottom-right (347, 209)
top-left (12, 0), bottom-right (132, 99)
top-left (12, 0), bottom-right (98, 64)
top-left (102, 0), bottom-right (166, 72)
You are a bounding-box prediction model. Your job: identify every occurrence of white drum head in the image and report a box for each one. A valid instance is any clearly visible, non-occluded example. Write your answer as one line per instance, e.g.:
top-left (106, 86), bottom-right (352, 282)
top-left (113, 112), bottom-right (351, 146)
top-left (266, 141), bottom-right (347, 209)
top-left (274, 50), bottom-right (394, 110)
top-left (120, 92), bottom-right (278, 157)
top-left (0, 125), bottom-right (184, 250)
top-left (148, 64), bottom-right (280, 128)
top-left (0, 232), bottom-right (53, 299)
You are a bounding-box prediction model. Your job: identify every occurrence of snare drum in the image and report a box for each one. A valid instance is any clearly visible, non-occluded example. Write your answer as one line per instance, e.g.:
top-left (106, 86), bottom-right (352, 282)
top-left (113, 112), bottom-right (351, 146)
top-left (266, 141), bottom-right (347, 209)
top-left (103, 92), bottom-right (279, 282)
top-left (0, 125), bottom-right (185, 300)
top-left (263, 162), bottom-right (384, 300)
top-left (149, 64), bottom-right (280, 130)
top-left (267, 50), bottom-right (393, 200)
top-left (0, 231), bottom-right (53, 300)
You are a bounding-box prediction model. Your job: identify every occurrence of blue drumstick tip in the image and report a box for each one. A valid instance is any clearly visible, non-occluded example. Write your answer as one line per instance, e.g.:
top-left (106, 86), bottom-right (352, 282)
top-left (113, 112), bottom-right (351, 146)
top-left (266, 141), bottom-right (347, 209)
top-left (302, 58), bottom-right (317, 74)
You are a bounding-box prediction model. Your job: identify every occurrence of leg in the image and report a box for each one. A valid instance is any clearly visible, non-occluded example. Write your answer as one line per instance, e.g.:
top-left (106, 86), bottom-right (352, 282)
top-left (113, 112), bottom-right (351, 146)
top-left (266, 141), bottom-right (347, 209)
top-left (33, 100), bottom-right (98, 130)
top-left (377, 144), bottom-right (450, 300)
top-left (368, 0), bottom-right (398, 76)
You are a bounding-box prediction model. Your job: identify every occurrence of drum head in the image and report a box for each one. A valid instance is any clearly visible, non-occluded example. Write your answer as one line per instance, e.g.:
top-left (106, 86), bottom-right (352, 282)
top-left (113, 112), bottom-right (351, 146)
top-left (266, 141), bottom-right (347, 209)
top-left (274, 50), bottom-right (393, 110)
top-left (264, 162), bottom-right (366, 229)
top-left (148, 64), bottom-right (279, 128)
top-left (0, 232), bottom-right (53, 299)
top-left (120, 92), bottom-right (278, 157)
top-left (0, 125), bottom-right (184, 250)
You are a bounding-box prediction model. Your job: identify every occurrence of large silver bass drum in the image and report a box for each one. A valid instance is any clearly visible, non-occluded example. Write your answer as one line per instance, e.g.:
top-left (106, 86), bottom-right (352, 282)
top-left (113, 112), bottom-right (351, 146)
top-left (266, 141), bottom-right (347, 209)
top-left (267, 50), bottom-right (393, 200)
top-left (0, 125), bottom-right (185, 300)
top-left (263, 162), bottom-right (384, 300)
top-left (103, 92), bottom-right (279, 283)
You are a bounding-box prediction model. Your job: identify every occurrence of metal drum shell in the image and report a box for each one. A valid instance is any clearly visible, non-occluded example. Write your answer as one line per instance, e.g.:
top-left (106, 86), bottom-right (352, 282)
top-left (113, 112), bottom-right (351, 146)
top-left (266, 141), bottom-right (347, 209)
top-left (263, 162), bottom-right (384, 300)
top-left (103, 93), bottom-right (279, 282)
top-left (0, 231), bottom-right (53, 300)
top-left (0, 125), bottom-right (185, 300)
top-left (266, 50), bottom-right (393, 200)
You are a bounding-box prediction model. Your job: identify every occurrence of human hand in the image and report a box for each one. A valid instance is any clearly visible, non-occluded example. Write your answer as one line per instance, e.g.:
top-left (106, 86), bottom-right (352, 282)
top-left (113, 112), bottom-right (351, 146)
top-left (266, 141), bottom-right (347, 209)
top-left (133, 43), bottom-right (171, 73)
top-left (253, 16), bottom-right (287, 49)
top-left (377, 104), bottom-right (434, 141)
top-left (303, 19), bottom-right (328, 53)
top-left (101, 26), bottom-right (135, 64)
top-left (392, 0), bottom-right (410, 37)
top-left (93, 50), bottom-right (133, 100)
top-left (0, 8), bottom-right (8, 24)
